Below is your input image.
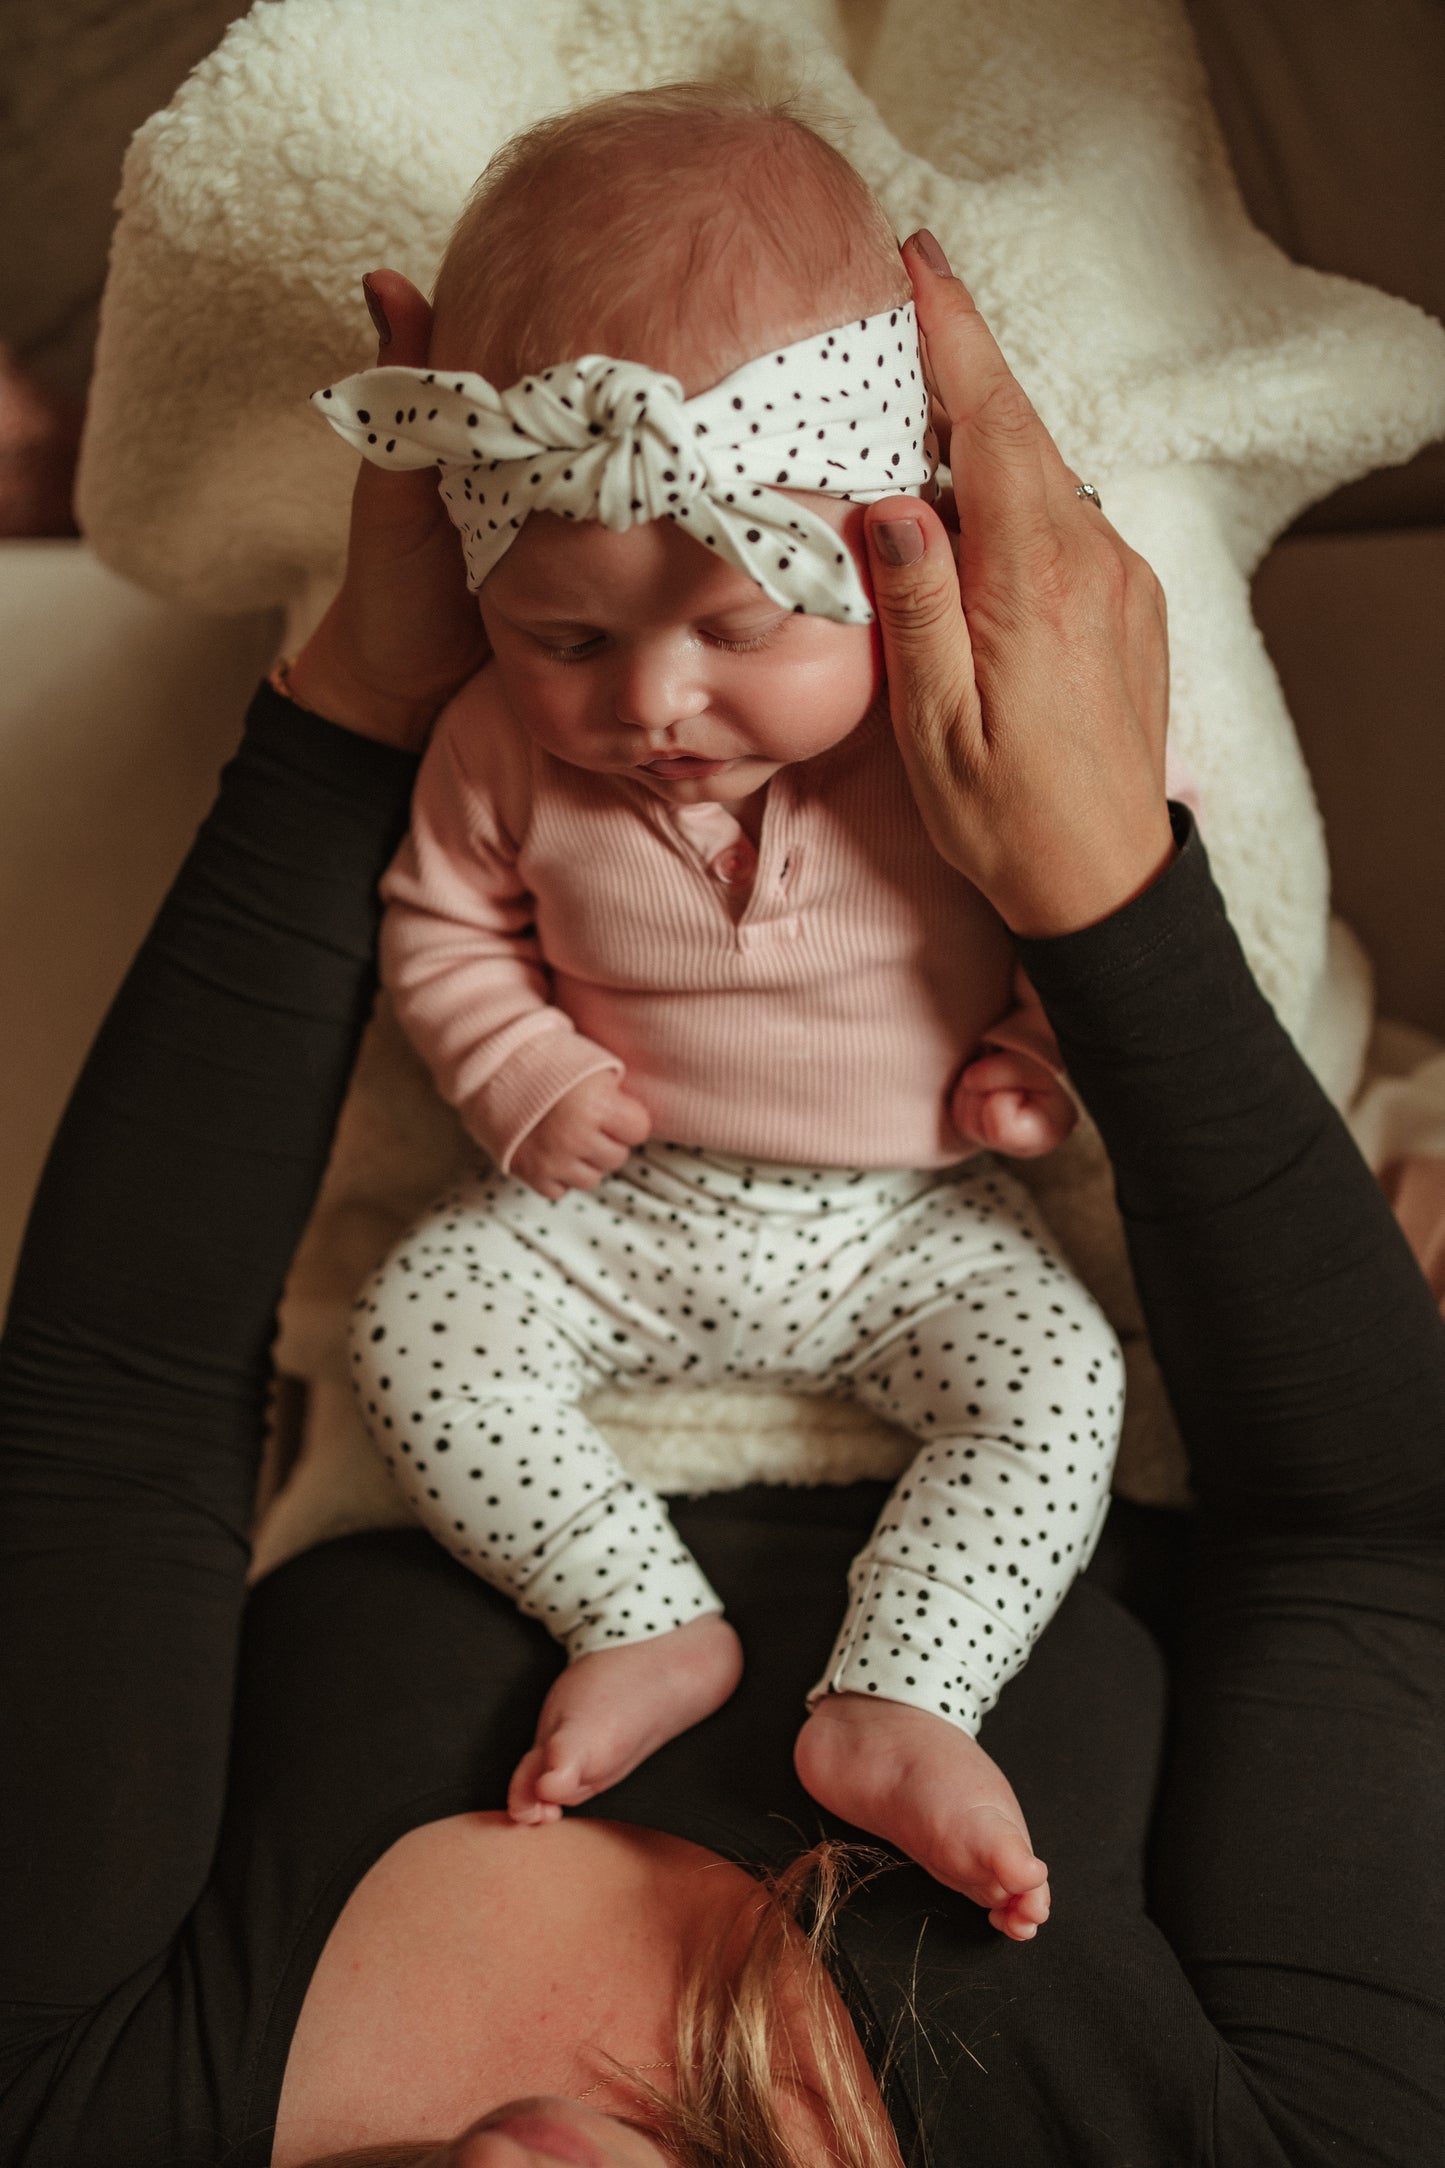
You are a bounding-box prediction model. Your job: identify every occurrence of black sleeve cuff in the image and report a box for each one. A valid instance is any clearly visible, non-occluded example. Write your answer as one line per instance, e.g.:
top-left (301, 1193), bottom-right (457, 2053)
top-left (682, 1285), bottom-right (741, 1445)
top-left (241, 676), bottom-right (422, 829)
top-left (1014, 805), bottom-right (1333, 1222)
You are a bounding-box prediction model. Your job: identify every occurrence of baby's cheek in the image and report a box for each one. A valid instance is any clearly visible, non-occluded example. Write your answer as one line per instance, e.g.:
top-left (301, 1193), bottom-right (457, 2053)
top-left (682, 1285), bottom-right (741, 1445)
top-left (830, 617), bottom-right (886, 725)
top-left (831, 515), bottom-right (887, 706)
top-left (764, 635), bottom-right (879, 758)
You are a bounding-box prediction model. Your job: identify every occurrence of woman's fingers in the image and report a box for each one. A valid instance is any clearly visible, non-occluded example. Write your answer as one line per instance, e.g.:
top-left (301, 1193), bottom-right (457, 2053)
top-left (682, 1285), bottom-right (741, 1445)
top-left (361, 268), bottom-right (430, 362)
top-left (870, 231), bottom-right (1175, 934)
top-left (902, 232), bottom-right (1075, 551)
top-left (1121, 535), bottom-right (1171, 740)
top-left (863, 496), bottom-right (987, 861)
top-left (287, 268), bottom-right (490, 747)
top-left (344, 270), bottom-right (455, 552)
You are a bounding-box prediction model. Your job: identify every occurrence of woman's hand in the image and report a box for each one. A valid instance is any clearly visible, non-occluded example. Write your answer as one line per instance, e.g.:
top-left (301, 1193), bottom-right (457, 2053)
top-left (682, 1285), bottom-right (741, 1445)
top-left (286, 269), bottom-right (491, 750)
top-left (865, 232), bottom-right (1175, 938)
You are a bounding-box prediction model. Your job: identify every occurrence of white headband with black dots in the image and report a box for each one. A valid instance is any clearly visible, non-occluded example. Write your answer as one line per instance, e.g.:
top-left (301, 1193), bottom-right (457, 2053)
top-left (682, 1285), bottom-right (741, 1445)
top-left (312, 303), bottom-right (931, 623)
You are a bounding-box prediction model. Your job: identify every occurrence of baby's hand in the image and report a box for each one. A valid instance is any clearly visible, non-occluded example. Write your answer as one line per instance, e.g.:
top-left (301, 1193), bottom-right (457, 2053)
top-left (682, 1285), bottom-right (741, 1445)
top-left (509, 1071), bottom-right (652, 1200)
top-left (953, 1047), bottom-right (1077, 1158)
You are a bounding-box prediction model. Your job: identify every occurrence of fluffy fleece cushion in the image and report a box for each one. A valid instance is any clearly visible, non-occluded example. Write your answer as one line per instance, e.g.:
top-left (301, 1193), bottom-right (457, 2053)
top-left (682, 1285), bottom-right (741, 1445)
top-left (75, 0), bottom-right (1445, 1553)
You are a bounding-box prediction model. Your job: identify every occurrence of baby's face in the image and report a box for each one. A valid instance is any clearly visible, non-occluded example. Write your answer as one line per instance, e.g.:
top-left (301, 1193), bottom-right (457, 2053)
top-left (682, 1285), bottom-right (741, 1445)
top-left (476, 498), bottom-right (882, 810)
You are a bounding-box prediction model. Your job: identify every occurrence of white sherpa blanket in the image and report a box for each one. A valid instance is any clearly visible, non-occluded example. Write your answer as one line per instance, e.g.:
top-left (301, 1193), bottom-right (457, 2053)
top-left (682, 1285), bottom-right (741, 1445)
top-left (76, 0), bottom-right (1445, 1560)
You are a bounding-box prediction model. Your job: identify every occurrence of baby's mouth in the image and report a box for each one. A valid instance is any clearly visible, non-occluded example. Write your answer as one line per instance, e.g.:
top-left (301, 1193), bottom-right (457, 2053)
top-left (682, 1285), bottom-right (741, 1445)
top-left (639, 754), bottom-right (729, 778)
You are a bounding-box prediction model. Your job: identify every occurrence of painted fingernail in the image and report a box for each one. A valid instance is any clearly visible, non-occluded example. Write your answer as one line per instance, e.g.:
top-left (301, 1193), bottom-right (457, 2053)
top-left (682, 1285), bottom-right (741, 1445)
top-left (871, 518), bottom-right (925, 566)
top-left (362, 274), bottom-right (391, 346)
top-left (909, 229), bottom-right (952, 276)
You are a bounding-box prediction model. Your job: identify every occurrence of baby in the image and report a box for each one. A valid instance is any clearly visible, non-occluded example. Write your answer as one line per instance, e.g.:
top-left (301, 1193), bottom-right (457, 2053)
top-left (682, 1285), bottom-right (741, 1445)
top-left (322, 82), bottom-right (1124, 1935)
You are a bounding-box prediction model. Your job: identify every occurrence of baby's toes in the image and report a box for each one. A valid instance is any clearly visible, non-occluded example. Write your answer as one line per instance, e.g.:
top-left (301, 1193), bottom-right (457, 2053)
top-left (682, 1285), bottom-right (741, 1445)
top-left (988, 1900), bottom-right (1042, 1942)
top-left (994, 1880), bottom-right (1051, 1931)
top-left (950, 1807), bottom-right (1043, 1889)
top-left (1013, 1877), bottom-right (1052, 1925)
top-left (531, 1718), bottom-right (609, 1807)
top-left (982, 1820), bottom-right (1048, 1896)
top-left (507, 1744), bottom-right (561, 1824)
top-left (985, 1867), bottom-right (1051, 1941)
top-left (992, 1879), bottom-right (1051, 1937)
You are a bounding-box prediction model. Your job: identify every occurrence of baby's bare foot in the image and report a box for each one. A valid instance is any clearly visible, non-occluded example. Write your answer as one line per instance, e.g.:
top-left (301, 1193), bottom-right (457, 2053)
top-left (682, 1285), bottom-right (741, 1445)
top-left (508, 1614), bottom-right (743, 1824)
top-left (794, 1692), bottom-right (1050, 1940)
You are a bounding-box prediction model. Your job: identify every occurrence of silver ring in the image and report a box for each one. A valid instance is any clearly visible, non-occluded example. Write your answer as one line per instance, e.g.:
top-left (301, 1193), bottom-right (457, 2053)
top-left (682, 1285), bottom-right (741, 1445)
top-left (1075, 482), bottom-right (1104, 511)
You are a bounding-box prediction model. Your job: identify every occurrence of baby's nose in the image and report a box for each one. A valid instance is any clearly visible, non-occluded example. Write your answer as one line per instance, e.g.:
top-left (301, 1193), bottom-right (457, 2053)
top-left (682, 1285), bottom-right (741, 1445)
top-left (612, 651), bottom-right (709, 734)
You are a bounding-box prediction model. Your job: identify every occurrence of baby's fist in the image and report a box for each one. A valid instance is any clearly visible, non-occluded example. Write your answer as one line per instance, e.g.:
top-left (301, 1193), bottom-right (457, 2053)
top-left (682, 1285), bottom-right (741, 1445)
top-left (953, 1048), bottom-right (1076, 1159)
top-left (509, 1070), bottom-right (652, 1200)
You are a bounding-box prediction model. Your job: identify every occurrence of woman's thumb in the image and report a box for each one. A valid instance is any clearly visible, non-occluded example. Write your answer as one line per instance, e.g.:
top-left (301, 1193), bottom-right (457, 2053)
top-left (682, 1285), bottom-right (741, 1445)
top-left (864, 500), bottom-right (976, 723)
top-left (348, 271), bottom-right (448, 544)
top-left (360, 268), bottom-right (432, 370)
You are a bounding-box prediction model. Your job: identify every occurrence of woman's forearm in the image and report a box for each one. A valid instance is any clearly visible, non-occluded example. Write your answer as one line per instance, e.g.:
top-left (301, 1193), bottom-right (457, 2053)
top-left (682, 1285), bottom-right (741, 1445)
top-left (7, 684), bottom-right (418, 1384)
top-left (0, 682), bottom-right (418, 2004)
top-left (1019, 807), bottom-right (1445, 1539)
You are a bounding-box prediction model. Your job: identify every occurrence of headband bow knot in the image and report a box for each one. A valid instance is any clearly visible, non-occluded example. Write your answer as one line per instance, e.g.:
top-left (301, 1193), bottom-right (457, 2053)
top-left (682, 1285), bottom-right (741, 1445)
top-left (314, 302), bottom-right (932, 622)
top-left (500, 357), bottom-right (714, 531)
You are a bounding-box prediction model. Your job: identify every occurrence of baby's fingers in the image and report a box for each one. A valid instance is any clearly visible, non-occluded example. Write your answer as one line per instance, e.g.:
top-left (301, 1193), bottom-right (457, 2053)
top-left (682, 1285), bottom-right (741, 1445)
top-left (557, 1158), bottom-right (608, 1193)
top-left (960, 1048), bottom-right (1056, 1094)
top-left (599, 1090), bottom-right (653, 1149)
top-left (958, 1086), bottom-right (1074, 1157)
top-left (513, 1158), bottom-right (593, 1202)
top-left (578, 1121), bottom-right (641, 1177)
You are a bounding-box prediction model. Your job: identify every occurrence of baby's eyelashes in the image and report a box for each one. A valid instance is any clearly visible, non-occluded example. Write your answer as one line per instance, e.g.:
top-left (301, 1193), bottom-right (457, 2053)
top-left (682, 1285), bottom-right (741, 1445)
top-left (533, 624), bottom-right (784, 664)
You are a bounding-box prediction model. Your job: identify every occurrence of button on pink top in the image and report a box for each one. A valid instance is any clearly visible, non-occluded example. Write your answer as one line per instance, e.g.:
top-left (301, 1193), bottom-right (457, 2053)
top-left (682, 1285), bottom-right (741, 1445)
top-left (669, 803), bottom-right (758, 892)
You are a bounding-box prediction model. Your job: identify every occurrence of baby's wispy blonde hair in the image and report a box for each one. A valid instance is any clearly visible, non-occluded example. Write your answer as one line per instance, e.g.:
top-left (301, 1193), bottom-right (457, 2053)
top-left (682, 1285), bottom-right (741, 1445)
top-left (430, 79), bottom-right (911, 395)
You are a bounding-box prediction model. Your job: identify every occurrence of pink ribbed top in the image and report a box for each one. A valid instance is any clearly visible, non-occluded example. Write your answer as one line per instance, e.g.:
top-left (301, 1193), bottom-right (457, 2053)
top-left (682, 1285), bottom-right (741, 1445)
top-left (380, 665), bottom-right (1022, 1172)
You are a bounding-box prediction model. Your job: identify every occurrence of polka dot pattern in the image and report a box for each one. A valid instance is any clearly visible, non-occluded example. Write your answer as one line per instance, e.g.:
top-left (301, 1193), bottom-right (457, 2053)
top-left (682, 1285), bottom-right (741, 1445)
top-left (312, 304), bottom-right (932, 623)
top-left (350, 1142), bottom-right (1123, 1729)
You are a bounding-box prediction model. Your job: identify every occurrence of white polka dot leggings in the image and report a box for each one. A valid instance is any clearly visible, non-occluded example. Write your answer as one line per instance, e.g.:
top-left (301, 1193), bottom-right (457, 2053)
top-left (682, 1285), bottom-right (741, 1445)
top-left (349, 1142), bottom-right (1124, 1735)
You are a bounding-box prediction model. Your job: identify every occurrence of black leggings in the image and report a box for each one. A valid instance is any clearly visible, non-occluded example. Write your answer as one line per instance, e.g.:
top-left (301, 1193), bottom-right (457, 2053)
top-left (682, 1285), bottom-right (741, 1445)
top-left (1, 692), bottom-right (1442, 2164)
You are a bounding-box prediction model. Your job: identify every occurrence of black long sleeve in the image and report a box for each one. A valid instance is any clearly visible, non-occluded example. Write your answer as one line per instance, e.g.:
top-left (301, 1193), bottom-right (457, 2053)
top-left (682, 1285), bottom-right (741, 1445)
top-left (0, 685), bottom-right (418, 2007)
top-left (1018, 806), bottom-right (1445, 1538)
top-left (1019, 808), bottom-right (1445, 2165)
